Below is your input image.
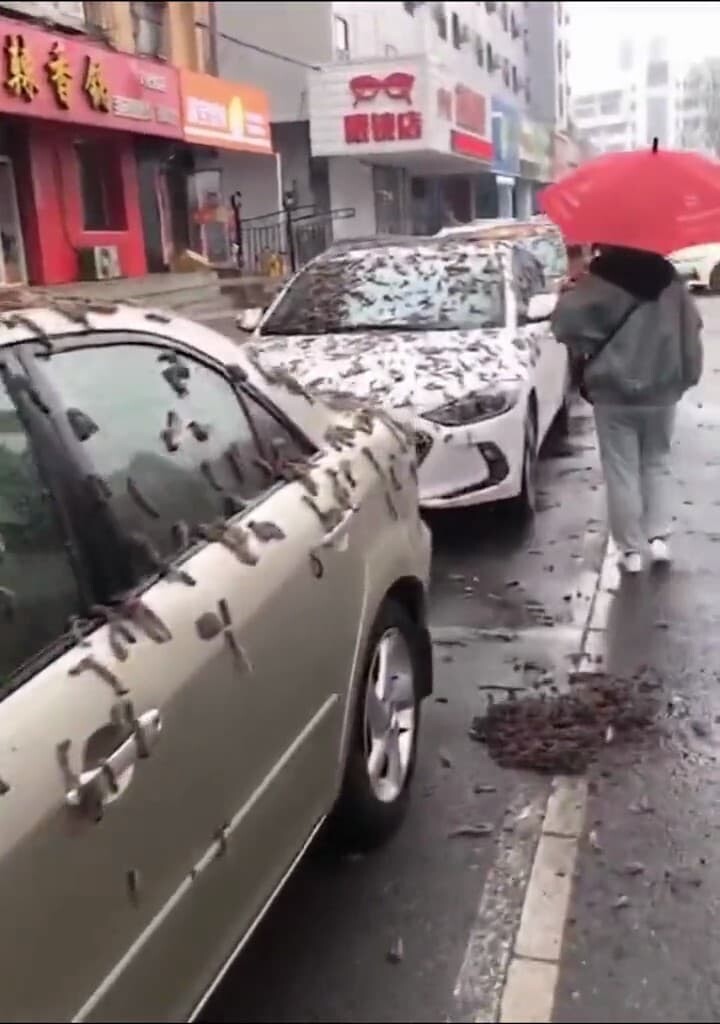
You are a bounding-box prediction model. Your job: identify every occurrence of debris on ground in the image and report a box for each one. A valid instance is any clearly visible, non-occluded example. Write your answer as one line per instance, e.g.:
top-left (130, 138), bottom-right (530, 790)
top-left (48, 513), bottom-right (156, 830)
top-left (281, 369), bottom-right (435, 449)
top-left (469, 674), bottom-right (660, 774)
top-left (386, 937), bottom-right (404, 964)
top-left (448, 823), bottom-right (494, 839)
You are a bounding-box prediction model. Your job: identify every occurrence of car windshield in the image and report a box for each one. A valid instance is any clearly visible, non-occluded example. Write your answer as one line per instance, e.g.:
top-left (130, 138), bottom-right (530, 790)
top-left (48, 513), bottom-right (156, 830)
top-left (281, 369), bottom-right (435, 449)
top-left (522, 234), bottom-right (568, 280)
top-left (260, 245), bottom-right (506, 336)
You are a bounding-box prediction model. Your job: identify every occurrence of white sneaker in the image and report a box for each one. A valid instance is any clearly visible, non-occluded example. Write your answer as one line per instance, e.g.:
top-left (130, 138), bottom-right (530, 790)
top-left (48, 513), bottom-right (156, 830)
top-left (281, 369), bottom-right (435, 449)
top-left (619, 551), bottom-right (643, 574)
top-left (649, 537), bottom-right (672, 564)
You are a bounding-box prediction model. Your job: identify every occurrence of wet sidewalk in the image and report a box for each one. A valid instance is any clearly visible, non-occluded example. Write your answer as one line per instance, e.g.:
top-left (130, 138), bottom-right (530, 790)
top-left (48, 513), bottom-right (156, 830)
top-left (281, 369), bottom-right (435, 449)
top-left (552, 298), bottom-right (720, 1024)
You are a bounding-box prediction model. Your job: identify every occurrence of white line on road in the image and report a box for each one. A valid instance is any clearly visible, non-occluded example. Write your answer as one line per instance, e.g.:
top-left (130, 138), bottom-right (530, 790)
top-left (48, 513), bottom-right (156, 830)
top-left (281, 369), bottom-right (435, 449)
top-left (450, 533), bottom-right (613, 1024)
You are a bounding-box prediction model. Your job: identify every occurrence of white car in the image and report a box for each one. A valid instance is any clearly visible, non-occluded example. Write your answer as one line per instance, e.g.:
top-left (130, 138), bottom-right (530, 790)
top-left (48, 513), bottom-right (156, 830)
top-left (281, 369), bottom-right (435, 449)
top-left (0, 295), bottom-right (432, 1020)
top-left (670, 243), bottom-right (720, 291)
top-left (245, 236), bottom-right (570, 516)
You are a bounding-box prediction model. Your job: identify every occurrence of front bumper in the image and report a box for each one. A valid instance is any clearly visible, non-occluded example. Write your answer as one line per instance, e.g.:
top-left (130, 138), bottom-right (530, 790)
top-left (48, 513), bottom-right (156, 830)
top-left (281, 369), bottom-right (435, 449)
top-left (412, 400), bottom-right (526, 510)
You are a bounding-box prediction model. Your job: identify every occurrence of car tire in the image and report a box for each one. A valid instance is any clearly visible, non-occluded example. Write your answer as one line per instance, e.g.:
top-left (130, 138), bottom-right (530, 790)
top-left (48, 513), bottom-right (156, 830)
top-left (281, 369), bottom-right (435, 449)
top-left (329, 599), bottom-right (424, 851)
top-left (710, 263), bottom-right (720, 294)
top-left (507, 406), bottom-right (538, 520)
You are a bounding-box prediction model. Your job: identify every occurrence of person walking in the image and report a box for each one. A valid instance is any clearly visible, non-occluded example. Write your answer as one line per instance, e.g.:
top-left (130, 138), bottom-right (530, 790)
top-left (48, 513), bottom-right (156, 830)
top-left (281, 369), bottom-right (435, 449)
top-left (551, 244), bottom-right (703, 573)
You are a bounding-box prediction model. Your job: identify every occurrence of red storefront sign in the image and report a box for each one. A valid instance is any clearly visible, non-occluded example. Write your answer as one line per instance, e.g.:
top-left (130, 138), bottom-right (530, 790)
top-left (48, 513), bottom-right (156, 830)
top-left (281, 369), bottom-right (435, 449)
top-left (343, 71), bottom-right (423, 145)
top-left (0, 15), bottom-right (182, 137)
top-left (454, 84), bottom-right (486, 137)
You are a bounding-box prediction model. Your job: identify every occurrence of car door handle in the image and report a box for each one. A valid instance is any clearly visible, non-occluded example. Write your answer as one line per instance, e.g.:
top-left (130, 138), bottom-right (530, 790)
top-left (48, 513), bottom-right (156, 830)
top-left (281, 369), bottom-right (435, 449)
top-left (65, 709), bottom-right (162, 822)
top-left (319, 508), bottom-right (356, 550)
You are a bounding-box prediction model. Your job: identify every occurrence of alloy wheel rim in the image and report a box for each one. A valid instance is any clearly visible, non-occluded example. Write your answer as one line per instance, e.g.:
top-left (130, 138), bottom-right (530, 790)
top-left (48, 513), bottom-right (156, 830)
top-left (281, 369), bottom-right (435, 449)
top-left (363, 627), bottom-right (416, 803)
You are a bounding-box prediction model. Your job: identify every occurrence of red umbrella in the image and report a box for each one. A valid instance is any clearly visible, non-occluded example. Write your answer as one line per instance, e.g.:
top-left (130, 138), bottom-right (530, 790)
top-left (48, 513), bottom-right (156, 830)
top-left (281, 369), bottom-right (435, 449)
top-left (540, 139), bottom-right (720, 255)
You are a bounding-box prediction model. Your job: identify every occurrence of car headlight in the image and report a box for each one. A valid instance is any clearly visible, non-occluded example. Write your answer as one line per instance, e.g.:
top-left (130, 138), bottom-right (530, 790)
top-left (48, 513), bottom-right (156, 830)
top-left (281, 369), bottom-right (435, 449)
top-left (423, 387), bottom-right (521, 427)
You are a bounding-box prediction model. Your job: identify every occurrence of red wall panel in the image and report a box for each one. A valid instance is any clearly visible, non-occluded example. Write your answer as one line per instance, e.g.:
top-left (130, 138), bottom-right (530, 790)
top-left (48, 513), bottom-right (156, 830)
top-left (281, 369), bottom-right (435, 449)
top-left (22, 122), bottom-right (147, 285)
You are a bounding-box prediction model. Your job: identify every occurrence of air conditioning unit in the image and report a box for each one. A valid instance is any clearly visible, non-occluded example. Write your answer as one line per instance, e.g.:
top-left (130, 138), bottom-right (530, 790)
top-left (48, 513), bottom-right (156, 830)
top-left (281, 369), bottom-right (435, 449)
top-left (77, 245), bottom-right (121, 281)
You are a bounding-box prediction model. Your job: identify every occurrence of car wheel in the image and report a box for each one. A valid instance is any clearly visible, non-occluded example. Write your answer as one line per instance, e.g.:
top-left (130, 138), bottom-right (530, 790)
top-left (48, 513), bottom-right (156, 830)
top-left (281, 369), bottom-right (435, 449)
top-left (709, 264), bottom-right (720, 294)
top-left (507, 406), bottom-right (538, 520)
top-left (329, 600), bottom-right (423, 851)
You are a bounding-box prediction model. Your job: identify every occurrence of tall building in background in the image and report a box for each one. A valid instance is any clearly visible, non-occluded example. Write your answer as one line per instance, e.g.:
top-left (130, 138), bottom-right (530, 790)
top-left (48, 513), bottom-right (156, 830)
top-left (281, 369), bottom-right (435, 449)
top-left (571, 34), bottom-right (684, 155)
top-left (679, 57), bottom-right (720, 156)
top-left (214, 1), bottom-right (575, 236)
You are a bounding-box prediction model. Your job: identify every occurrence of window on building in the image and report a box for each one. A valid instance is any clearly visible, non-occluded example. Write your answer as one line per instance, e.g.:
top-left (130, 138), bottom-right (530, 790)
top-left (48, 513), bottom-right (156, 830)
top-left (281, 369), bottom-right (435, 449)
top-left (511, 64), bottom-right (520, 93)
top-left (0, 376), bottom-right (83, 688)
top-left (503, 57), bottom-right (510, 87)
top-left (474, 32), bottom-right (484, 66)
top-left (510, 10), bottom-right (520, 39)
top-left (646, 95), bottom-right (668, 143)
top-left (433, 2), bottom-right (448, 40)
top-left (334, 15), bottom-right (350, 56)
top-left (647, 60), bottom-right (669, 87)
top-left (451, 11), bottom-right (462, 48)
top-left (557, 39), bottom-right (563, 71)
top-left (500, 2), bottom-right (508, 29)
top-left (485, 1), bottom-right (497, 13)
top-left (75, 142), bottom-right (127, 232)
top-left (486, 41), bottom-right (495, 72)
top-left (42, 340), bottom-right (305, 587)
top-left (557, 2), bottom-right (563, 25)
top-left (558, 83), bottom-right (565, 118)
top-left (130, 1), bottom-right (167, 59)
top-left (525, 77), bottom-right (531, 103)
top-left (523, 27), bottom-right (529, 53)
top-left (599, 90), bottom-right (622, 115)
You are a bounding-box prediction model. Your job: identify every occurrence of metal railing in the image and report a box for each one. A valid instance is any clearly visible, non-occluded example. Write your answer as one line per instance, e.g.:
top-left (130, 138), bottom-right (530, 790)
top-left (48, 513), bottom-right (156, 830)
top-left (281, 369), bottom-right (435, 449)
top-left (230, 195), bottom-right (356, 276)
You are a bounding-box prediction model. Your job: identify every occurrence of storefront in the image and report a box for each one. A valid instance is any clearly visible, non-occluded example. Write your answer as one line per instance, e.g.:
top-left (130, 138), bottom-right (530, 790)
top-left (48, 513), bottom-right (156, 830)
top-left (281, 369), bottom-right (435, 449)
top-left (0, 12), bottom-right (184, 285)
top-left (177, 69), bottom-right (277, 269)
top-left (490, 96), bottom-right (521, 219)
top-left (518, 117), bottom-right (553, 217)
top-left (308, 55), bottom-right (494, 238)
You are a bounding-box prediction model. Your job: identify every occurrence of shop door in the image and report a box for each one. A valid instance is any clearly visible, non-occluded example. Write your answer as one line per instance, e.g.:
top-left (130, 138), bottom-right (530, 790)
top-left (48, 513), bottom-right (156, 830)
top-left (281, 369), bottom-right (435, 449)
top-left (0, 158), bottom-right (27, 285)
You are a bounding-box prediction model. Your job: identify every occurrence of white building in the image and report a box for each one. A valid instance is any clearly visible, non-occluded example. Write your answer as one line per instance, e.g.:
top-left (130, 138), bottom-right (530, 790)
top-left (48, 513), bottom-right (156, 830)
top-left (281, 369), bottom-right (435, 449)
top-left (572, 35), bottom-right (685, 155)
top-left (213, 1), bottom-right (566, 248)
top-left (678, 58), bottom-right (720, 156)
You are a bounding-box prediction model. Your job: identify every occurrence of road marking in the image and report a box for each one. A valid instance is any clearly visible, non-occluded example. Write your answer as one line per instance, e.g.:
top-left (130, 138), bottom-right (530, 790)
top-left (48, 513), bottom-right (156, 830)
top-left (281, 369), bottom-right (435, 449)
top-left (451, 532), bottom-right (614, 1024)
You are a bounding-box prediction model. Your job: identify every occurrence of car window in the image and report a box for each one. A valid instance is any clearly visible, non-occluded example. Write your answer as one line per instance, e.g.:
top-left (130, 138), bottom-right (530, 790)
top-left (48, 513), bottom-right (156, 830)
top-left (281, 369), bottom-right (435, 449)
top-left (523, 234), bottom-right (568, 280)
top-left (512, 247), bottom-right (547, 315)
top-left (240, 389), bottom-right (312, 464)
top-left (261, 245), bottom-right (506, 335)
top-left (0, 376), bottom-right (82, 690)
top-left (41, 341), bottom-right (282, 583)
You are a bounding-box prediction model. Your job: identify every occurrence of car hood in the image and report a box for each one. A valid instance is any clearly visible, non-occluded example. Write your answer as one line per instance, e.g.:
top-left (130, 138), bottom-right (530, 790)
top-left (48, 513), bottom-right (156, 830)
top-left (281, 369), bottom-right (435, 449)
top-left (249, 327), bottom-right (532, 414)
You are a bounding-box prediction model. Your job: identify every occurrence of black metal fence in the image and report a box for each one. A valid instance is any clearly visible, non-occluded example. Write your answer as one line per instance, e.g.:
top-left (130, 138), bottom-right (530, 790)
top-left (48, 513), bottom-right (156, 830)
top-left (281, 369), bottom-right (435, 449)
top-left (230, 196), bottom-right (356, 277)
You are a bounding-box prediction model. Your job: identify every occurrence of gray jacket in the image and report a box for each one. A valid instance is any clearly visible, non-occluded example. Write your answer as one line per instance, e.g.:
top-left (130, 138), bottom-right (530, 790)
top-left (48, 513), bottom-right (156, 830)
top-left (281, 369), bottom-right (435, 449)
top-left (551, 274), bottom-right (703, 406)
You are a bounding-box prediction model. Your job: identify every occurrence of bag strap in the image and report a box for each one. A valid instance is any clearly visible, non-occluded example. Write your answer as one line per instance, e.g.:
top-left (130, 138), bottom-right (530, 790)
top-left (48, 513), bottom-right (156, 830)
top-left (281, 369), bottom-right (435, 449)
top-left (584, 299), bottom-right (642, 369)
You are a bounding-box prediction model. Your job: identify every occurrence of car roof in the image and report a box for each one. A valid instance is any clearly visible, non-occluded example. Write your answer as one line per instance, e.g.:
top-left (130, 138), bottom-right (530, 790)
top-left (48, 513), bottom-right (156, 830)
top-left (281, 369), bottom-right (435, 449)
top-left (0, 288), bottom-right (241, 361)
top-left (315, 235), bottom-right (507, 264)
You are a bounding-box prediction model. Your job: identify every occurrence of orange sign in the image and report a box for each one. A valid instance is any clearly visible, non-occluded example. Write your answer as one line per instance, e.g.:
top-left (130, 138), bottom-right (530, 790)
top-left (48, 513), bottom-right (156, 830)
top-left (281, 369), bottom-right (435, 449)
top-left (178, 69), bottom-right (272, 154)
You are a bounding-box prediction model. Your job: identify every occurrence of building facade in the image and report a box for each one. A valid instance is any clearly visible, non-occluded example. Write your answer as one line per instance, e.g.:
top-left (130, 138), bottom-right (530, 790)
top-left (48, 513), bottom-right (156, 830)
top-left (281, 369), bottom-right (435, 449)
top-left (0, 0), bottom-right (277, 285)
top-left (572, 35), bottom-right (684, 157)
top-left (214, 0), bottom-right (569, 240)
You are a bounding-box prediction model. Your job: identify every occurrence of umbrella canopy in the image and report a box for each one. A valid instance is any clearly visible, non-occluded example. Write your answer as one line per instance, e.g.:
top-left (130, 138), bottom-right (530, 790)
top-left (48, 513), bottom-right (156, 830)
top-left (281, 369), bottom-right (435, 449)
top-left (539, 140), bottom-right (720, 255)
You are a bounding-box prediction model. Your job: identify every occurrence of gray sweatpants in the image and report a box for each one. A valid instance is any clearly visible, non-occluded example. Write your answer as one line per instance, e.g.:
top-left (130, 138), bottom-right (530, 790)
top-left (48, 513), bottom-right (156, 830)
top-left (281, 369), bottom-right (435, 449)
top-left (593, 404), bottom-right (676, 554)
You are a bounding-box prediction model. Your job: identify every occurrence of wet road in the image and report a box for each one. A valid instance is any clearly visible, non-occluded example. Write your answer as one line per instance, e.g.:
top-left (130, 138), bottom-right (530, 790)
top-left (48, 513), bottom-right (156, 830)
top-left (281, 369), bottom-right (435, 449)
top-left (202, 343), bottom-right (609, 1021)
top-left (552, 295), bottom-right (720, 1024)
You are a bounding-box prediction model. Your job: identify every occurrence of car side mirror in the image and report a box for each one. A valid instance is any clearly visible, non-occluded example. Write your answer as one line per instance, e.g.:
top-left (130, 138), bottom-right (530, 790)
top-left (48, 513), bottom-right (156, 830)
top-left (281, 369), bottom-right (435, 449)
top-left (526, 292), bottom-right (557, 323)
top-left (237, 307), bottom-right (264, 332)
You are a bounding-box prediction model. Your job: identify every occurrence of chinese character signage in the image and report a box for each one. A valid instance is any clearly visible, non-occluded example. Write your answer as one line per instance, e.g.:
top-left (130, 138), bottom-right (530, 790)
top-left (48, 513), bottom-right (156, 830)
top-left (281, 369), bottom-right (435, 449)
top-left (0, 15), bottom-right (183, 138)
top-left (342, 70), bottom-right (423, 146)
